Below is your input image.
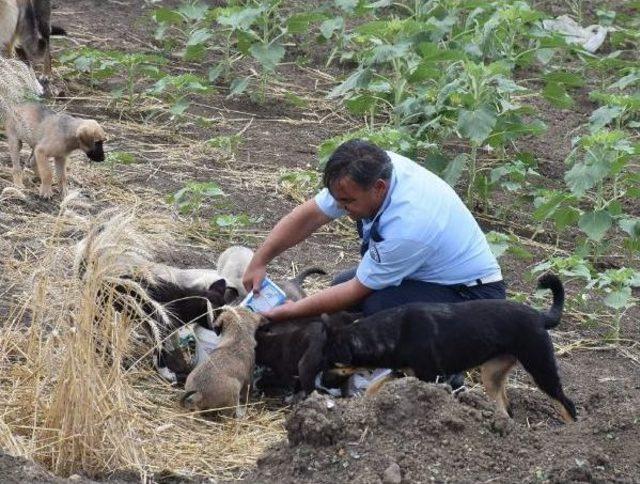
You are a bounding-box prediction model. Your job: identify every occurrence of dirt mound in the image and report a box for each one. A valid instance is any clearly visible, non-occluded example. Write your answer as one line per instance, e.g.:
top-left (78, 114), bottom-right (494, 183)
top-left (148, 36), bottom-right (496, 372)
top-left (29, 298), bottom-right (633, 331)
top-left (0, 452), bottom-right (68, 483)
top-left (248, 377), bottom-right (639, 483)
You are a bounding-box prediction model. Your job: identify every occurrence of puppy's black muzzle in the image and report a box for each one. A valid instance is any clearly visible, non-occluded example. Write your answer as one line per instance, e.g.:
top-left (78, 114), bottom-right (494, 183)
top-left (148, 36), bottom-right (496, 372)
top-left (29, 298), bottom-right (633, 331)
top-left (86, 141), bottom-right (105, 162)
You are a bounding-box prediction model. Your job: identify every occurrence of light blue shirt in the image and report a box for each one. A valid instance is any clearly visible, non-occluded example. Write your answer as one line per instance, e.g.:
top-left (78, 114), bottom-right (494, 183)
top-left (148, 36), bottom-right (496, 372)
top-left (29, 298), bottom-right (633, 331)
top-left (314, 151), bottom-right (502, 290)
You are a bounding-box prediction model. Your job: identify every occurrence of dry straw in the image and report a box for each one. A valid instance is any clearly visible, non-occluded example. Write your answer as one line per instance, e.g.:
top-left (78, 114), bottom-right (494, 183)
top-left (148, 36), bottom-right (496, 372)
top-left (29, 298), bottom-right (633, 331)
top-left (0, 201), bottom-right (285, 480)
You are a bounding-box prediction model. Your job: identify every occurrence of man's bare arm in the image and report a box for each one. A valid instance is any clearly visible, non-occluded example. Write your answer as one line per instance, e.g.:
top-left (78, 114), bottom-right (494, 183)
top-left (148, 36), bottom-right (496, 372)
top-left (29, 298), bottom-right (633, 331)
top-left (262, 277), bottom-right (372, 321)
top-left (243, 199), bottom-right (332, 292)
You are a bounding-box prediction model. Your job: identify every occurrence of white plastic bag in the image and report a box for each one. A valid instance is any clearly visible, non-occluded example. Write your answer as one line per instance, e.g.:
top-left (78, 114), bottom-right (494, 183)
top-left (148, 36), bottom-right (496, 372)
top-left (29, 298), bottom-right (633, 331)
top-left (542, 15), bottom-right (608, 53)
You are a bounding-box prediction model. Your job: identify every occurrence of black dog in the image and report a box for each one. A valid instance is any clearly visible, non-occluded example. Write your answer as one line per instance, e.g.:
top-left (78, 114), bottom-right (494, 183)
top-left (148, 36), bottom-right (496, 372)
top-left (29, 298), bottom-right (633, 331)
top-left (254, 267), bottom-right (335, 395)
top-left (256, 311), bottom-right (359, 396)
top-left (255, 318), bottom-right (326, 394)
top-left (110, 277), bottom-right (228, 384)
top-left (321, 274), bottom-right (577, 423)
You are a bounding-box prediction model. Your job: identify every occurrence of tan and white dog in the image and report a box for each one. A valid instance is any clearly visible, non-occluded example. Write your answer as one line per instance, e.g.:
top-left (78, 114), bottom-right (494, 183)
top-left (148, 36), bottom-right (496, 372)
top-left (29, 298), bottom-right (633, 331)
top-left (182, 307), bottom-right (264, 417)
top-left (4, 102), bottom-right (107, 198)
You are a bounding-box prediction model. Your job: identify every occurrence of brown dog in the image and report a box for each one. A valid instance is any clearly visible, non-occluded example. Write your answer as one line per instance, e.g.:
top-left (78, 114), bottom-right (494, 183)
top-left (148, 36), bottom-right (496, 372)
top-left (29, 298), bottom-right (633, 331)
top-left (0, 0), bottom-right (66, 77)
top-left (4, 102), bottom-right (107, 198)
top-left (182, 307), bottom-right (264, 416)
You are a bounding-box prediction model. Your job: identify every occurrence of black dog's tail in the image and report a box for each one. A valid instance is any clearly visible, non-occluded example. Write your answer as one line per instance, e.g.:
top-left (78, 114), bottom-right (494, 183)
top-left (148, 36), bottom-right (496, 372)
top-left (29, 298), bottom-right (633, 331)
top-left (537, 273), bottom-right (564, 329)
top-left (290, 267), bottom-right (327, 287)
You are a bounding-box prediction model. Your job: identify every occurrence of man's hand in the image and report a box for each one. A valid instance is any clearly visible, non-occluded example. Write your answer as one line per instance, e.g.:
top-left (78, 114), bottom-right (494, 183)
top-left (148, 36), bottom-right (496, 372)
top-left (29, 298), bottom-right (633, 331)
top-left (242, 259), bottom-right (267, 294)
top-left (260, 278), bottom-right (372, 322)
top-left (261, 300), bottom-right (295, 321)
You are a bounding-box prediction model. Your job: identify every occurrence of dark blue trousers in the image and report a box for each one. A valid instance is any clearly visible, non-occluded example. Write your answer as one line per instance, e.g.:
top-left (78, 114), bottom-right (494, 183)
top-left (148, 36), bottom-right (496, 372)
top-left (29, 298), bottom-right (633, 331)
top-left (332, 267), bottom-right (506, 316)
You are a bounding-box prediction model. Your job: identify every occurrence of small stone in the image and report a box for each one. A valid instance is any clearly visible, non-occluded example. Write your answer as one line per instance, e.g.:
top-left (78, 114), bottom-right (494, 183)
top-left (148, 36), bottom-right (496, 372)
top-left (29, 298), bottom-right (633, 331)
top-left (382, 462), bottom-right (402, 484)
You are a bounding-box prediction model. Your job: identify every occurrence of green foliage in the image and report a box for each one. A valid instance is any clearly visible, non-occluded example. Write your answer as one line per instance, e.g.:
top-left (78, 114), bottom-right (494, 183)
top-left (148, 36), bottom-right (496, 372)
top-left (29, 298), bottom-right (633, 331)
top-left (167, 181), bottom-right (225, 217)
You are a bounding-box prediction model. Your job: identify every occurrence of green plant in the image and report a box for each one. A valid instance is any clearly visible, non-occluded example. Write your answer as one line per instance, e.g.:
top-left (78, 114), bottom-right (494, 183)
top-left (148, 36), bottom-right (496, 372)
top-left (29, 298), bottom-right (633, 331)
top-left (147, 73), bottom-right (211, 116)
top-left (60, 48), bottom-right (165, 107)
top-left (210, 213), bottom-right (262, 239)
top-left (105, 151), bottom-right (138, 166)
top-left (167, 181), bottom-right (225, 217)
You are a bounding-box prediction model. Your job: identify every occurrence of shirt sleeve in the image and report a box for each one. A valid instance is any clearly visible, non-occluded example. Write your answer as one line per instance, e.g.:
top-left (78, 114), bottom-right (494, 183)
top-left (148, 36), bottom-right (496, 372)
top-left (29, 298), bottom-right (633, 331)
top-left (314, 187), bottom-right (347, 219)
top-left (356, 238), bottom-right (429, 290)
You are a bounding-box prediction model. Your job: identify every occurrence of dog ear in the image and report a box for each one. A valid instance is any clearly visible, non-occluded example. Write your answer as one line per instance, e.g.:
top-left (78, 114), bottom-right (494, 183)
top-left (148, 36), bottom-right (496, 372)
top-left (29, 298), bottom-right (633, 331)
top-left (208, 278), bottom-right (227, 294)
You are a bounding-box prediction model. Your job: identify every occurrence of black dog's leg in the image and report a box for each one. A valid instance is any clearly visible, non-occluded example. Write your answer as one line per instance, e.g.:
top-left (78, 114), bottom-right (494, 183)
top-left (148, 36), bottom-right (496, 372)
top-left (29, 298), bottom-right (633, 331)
top-left (517, 337), bottom-right (577, 423)
top-left (298, 336), bottom-right (326, 395)
top-left (480, 355), bottom-right (517, 418)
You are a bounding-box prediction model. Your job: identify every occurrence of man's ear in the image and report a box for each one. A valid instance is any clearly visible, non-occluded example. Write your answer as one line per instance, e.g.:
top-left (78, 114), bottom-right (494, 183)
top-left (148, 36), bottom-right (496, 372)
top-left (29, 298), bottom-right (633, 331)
top-left (373, 178), bottom-right (388, 197)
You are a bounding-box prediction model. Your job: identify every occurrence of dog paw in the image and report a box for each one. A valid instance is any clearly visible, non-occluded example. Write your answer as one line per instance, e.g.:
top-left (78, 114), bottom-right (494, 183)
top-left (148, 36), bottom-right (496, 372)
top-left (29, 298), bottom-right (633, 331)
top-left (12, 176), bottom-right (25, 189)
top-left (39, 186), bottom-right (54, 199)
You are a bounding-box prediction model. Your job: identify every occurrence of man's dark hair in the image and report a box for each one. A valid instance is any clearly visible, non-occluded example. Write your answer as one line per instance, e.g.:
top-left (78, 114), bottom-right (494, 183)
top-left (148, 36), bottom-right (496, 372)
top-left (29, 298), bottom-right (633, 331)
top-left (323, 139), bottom-right (392, 190)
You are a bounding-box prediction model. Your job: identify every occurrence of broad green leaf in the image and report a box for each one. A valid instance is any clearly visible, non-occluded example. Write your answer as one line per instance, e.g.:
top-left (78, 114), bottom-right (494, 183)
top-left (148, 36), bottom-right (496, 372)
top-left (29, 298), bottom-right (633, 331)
top-left (345, 94), bottom-right (377, 115)
top-left (228, 77), bottom-right (250, 97)
top-left (368, 43), bottom-right (409, 65)
top-left (178, 3), bottom-right (210, 22)
top-left (320, 17), bottom-right (344, 39)
top-left (543, 82), bottom-right (573, 108)
top-left (535, 48), bottom-right (556, 64)
top-left (578, 210), bottom-right (613, 241)
top-left (609, 72), bottom-right (640, 90)
top-left (153, 8), bottom-right (183, 25)
top-left (169, 98), bottom-right (190, 116)
top-left (533, 191), bottom-right (569, 221)
top-left (442, 153), bottom-right (468, 186)
top-left (199, 183), bottom-right (224, 197)
top-left (249, 43), bottom-right (285, 71)
top-left (457, 108), bottom-right (497, 145)
top-left (336, 0), bottom-right (358, 12)
top-left (543, 71), bottom-right (585, 88)
top-left (553, 207), bottom-right (581, 230)
top-left (287, 12), bottom-right (327, 34)
top-left (408, 63), bottom-right (441, 82)
top-left (417, 43), bottom-right (465, 61)
top-left (589, 105), bottom-right (623, 131)
top-left (495, 77), bottom-right (527, 93)
top-left (184, 44), bottom-right (206, 62)
top-left (327, 68), bottom-right (372, 99)
top-left (217, 7), bottom-right (262, 31)
top-left (187, 28), bottom-right (213, 46)
top-left (603, 286), bottom-right (632, 309)
top-left (564, 162), bottom-right (602, 197)
top-left (486, 231), bottom-right (510, 259)
top-left (619, 218), bottom-right (640, 237)
top-left (208, 63), bottom-right (225, 83)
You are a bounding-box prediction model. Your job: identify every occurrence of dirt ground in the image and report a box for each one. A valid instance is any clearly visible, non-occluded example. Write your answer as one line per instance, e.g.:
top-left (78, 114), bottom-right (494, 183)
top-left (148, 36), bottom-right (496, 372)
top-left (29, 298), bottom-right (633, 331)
top-left (1, 0), bottom-right (639, 482)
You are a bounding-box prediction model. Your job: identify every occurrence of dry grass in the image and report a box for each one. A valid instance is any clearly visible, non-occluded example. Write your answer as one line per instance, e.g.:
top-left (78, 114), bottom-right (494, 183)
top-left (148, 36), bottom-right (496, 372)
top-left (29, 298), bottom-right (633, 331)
top-left (0, 190), bottom-right (286, 480)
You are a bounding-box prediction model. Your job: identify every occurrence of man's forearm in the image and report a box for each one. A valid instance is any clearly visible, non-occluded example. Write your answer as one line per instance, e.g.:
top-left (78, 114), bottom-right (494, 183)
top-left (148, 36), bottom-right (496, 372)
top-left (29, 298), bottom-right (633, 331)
top-left (265, 278), bottom-right (372, 321)
top-left (253, 199), bottom-right (331, 265)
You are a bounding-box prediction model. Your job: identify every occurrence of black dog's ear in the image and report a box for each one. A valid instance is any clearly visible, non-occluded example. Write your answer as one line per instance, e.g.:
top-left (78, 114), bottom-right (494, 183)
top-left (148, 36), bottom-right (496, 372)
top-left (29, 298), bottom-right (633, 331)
top-left (209, 278), bottom-right (227, 294)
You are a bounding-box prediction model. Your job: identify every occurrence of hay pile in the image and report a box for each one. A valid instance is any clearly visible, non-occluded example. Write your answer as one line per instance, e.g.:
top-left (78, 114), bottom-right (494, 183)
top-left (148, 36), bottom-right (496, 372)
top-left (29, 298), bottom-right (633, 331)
top-left (0, 199), bottom-right (285, 480)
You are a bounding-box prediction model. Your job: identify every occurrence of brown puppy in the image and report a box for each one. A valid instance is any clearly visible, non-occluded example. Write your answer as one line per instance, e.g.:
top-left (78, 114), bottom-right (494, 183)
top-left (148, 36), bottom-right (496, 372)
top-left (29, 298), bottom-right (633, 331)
top-left (182, 307), bottom-right (264, 416)
top-left (4, 102), bottom-right (107, 198)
